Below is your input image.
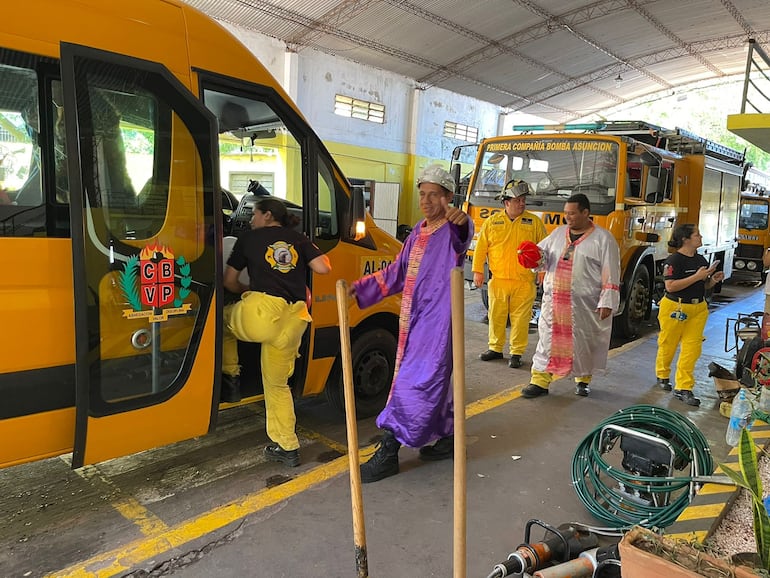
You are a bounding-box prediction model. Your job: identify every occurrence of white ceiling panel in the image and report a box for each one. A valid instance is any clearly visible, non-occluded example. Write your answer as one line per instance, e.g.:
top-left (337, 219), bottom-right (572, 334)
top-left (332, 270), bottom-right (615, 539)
top-left (182, 0), bottom-right (770, 123)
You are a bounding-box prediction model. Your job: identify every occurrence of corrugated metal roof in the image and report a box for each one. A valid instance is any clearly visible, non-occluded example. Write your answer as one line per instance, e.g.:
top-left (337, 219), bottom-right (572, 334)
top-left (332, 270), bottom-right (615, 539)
top-left (182, 0), bottom-right (770, 123)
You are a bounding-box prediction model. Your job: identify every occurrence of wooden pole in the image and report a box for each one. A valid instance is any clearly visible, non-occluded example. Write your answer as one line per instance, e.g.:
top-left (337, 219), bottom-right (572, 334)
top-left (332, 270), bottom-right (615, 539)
top-left (335, 279), bottom-right (368, 578)
top-left (451, 268), bottom-right (467, 578)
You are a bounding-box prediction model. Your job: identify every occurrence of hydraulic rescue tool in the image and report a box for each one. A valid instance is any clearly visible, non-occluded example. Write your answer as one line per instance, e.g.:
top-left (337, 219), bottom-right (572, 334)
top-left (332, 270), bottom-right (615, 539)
top-left (485, 519), bottom-right (598, 578)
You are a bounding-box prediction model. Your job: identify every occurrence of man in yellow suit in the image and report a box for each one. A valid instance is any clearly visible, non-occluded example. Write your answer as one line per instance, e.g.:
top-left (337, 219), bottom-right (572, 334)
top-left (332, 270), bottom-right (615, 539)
top-left (472, 179), bottom-right (546, 368)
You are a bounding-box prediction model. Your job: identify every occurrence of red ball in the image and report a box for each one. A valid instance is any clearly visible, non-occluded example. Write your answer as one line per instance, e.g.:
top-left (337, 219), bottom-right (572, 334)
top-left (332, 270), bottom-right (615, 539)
top-left (517, 240), bottom-right (542, 268)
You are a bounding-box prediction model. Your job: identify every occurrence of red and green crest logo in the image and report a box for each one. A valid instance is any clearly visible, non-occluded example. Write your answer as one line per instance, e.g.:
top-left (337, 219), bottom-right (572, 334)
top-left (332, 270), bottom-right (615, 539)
top-left (119, 243), bottom-right (193, 322)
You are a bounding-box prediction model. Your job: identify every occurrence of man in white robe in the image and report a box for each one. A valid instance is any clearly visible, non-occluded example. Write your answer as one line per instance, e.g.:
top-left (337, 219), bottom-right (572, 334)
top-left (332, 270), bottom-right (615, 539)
top-left (521, 193), bottom-right (621, 398)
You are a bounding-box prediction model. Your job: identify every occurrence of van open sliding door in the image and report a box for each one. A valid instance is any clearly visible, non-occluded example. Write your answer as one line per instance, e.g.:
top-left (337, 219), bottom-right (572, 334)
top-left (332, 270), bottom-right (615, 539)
top-left (60, 43), bottom-right (222, 468)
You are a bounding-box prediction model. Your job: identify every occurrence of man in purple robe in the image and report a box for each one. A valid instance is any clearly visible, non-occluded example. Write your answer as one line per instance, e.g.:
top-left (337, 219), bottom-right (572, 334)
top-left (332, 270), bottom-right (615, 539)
top-left (350, 164), bottom-right (473, 483)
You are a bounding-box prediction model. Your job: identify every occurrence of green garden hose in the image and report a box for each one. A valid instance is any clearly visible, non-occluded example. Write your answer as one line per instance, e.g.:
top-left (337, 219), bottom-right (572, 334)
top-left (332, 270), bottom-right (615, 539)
top-left (571, 404), bottom-right (714, 531)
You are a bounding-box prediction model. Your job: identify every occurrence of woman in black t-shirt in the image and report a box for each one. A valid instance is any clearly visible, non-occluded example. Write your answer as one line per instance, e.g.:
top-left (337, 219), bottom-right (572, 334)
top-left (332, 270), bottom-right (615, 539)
top-left (654, 224), bottom-right (724, 406)
top-left (222, 198), bottom-right (331, 467)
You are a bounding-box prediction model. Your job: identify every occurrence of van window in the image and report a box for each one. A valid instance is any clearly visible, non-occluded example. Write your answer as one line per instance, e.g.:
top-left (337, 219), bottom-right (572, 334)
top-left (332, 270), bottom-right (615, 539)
top-left (202, 84), bottom-right (342, 250)
top-left (0, 62), bottom-right (45, 236)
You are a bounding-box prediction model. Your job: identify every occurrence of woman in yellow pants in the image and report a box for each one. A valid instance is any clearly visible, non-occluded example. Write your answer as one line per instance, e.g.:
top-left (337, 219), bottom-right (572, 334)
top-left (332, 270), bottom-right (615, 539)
top-left (655, 224), bottom-right (724, 406)
top-left (223, 198), bottom-right (331, 466)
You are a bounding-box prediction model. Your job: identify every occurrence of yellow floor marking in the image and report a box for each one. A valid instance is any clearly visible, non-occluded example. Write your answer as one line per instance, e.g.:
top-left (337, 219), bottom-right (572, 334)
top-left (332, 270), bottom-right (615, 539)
top-left (53, 453), bottom-right (355, 577)
top-left (52, 332), bottom-right (658, 575)
top-left (245, 403), bottom-right (350, 454)
top-left (607, 334), bottom-right (653, 357)
top-left (65, 459), bottom-right (168, 537)
top-left (296, 424), bottom-right (350, 455)
top-left (467, 386), bottom-right (522, 418)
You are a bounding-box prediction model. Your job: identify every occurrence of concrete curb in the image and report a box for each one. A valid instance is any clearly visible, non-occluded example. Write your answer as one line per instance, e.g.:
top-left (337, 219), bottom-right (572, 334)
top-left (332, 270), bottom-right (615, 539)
top-left (666, 420), bottom-right (770, 542)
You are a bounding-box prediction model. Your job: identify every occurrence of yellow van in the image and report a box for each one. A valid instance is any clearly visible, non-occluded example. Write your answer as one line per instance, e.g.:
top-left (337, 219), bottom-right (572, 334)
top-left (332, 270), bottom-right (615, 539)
top-left (0, 0), bottom-right (400, 469)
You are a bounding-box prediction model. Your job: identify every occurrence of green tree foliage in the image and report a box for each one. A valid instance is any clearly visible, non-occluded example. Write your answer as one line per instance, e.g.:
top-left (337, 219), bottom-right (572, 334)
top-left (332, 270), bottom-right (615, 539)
top-left (604, 83), bottom-right (770, 171)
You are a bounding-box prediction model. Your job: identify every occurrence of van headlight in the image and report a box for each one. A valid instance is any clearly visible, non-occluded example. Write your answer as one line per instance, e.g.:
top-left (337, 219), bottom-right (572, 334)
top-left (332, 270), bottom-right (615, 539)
top-left (747, 261), bottom-right (758, 271)
top-left (735, 260), bottom-right (745, 269)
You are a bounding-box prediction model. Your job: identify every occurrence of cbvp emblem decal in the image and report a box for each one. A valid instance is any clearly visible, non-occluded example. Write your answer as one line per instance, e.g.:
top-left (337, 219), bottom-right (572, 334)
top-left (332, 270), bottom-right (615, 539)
top-left (119, 243), bottom-right (192, 322)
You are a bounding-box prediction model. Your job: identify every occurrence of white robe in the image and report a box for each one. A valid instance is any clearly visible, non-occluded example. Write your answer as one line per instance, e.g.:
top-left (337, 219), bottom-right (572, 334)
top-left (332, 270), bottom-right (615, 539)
top-left (532, 224), bottom-right (621, 377)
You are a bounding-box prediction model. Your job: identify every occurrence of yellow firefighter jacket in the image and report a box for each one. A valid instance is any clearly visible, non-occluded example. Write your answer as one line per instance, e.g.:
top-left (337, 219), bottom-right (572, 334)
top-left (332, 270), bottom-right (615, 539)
top-left (471, 209), bottom-right (546, 282)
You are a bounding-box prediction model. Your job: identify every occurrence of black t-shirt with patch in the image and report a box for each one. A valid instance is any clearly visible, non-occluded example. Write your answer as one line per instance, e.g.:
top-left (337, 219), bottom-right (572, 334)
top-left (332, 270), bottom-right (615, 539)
top-left (663, 251), bottom-right (708, 302)
top-left (227, 226), bottom-right (323, 303)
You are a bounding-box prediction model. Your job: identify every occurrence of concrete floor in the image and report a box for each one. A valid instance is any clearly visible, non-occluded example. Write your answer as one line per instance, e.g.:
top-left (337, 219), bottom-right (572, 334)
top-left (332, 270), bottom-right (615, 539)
top-left (0, 282), bottom-right (763, 578)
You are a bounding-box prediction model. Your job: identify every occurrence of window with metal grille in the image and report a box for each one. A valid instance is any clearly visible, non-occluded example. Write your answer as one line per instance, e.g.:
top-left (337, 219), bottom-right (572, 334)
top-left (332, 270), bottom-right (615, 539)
top-left (444, 121), bottom-right (478, 143)
top-left (334, 94), bottom-right (385, 124)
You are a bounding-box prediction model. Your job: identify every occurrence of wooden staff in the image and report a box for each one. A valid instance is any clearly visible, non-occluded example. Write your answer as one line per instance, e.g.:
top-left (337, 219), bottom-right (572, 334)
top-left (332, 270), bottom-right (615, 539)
top-left (451, 267), bottom-right (467, 578)
top-left (335, 279), bottom-right (368, 578)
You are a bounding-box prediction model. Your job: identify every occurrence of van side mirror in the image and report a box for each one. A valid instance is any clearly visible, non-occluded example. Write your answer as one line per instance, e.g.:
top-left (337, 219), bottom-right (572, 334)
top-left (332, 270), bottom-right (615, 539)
top-left (348, 187), bottom-right (366, 240)
top-left (451, 163), bottom-right (462, 206)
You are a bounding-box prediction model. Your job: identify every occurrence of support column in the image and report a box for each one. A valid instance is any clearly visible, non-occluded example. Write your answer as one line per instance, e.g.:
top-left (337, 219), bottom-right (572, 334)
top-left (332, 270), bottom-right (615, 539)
top-left (283, 50), bottom-right (299, 102)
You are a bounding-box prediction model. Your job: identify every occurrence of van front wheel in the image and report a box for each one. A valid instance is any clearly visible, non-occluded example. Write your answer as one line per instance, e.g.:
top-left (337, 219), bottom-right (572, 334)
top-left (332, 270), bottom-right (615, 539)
top-left (325, 328), bottom-right (396, 418)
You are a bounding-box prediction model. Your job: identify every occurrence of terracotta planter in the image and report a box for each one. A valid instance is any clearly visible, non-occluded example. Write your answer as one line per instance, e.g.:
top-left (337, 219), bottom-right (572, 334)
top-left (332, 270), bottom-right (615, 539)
top-left (618, 526), bottom-right (759, 577)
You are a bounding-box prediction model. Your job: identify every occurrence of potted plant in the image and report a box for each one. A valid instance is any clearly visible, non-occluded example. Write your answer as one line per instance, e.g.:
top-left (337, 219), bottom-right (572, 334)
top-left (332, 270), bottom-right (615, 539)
top-left (618, 427), bottom-right (765, 577)
top-left (619, 525), bottom-right (758, 577)
top-left (717, 425), bottom-right (770, 572)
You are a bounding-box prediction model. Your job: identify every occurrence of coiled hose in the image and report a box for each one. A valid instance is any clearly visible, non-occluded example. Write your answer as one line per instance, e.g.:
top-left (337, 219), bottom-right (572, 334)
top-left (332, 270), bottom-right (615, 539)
top-left (571, 404), bottom-right (713, 531)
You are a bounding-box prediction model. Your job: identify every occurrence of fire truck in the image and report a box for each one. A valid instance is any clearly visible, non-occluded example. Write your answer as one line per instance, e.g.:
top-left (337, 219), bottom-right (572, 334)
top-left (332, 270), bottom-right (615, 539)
top-left (735, 166), bottom-right (770, 282)
top-left (454, 121), bottom-right (745, 338)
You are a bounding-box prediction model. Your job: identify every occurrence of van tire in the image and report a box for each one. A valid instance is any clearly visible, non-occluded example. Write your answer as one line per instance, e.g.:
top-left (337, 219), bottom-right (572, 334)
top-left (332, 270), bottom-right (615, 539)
top-left (325, 328), bottom-right (396, 418)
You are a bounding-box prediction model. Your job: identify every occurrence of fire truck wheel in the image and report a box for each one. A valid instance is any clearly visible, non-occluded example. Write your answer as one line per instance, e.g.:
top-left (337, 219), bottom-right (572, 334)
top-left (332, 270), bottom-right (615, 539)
top-left (325, 328), bottom-right (396, 418)
top-left (615, 265), bottom-right (650, 339)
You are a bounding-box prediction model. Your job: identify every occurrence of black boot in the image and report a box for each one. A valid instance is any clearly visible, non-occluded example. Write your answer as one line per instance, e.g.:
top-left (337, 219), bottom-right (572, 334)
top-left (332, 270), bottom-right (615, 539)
top-left (361, 431), bottom-right (400, 483)
top-left (419, 436), bottom-right (453, 461)
top-left (221, 374), bottom-right (242, 403)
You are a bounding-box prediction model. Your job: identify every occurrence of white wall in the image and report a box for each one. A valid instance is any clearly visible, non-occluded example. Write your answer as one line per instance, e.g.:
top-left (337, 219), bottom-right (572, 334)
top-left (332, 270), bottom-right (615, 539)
top-left (219, 22), bottom-right (287, 85)
top-left (414, 86), bottom-right (499, 161)
top-left (295, 50), bottom-right (413, 154)
top-left (219, 21), bottom-right (503, 159)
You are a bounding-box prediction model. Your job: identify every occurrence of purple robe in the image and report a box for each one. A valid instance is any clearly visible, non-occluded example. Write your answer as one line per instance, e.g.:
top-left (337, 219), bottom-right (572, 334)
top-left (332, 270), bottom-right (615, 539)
top-left (353, 218), bottom-right (473, 447)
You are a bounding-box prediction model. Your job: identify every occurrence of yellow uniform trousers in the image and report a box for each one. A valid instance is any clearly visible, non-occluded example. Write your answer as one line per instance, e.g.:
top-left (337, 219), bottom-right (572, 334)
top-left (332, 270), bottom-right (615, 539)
top-left (223, 291), bottom-right (312, 451)
top-left (487, 277), bottom-right (536, 355)
top-left (530, 369), bottom-right (591, 389)
top-left (655, 296), bottom-right (708, 392)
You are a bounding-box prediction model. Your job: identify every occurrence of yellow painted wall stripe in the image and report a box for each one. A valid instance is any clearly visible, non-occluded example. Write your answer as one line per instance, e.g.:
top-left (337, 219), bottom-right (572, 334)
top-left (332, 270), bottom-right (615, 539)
top-left (695, 483), bottom-right (735, 496)
top-left (667, 421), bottom-right (770, 542)
top-left (667, 530), bottom-right (708, 542)
top-left (674, 503), bottom-right (728, 521)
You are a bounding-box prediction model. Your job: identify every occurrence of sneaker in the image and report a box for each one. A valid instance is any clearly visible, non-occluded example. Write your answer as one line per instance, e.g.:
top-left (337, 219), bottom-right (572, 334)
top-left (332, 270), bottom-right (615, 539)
top-left (673, 389), bottom-right (701, 406)
top-left (419, 436), bottom-right (453, 461)
top-left (521, 383), bottom-right (549, 398)
top-left (361, 433), bottom-right (401, 483)
top-left (220, 374), bottom-right (242, 403)
top-left (575, 382), bottom-right (591, 397)
top-left (264, 443), bottom-right (300, 467)
top-left (657, 378), bottom-right (672, 391)
top-left (508, 354), bottom-right (523, 369)
top-left (479, 349), bottom-right (503, 361)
